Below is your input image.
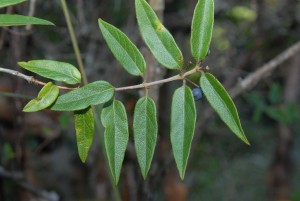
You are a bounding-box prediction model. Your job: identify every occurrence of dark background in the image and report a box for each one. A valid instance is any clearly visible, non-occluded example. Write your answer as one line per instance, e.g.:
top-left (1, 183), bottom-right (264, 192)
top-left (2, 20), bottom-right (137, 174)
top-left (0, 0), bottom-right (299, 200)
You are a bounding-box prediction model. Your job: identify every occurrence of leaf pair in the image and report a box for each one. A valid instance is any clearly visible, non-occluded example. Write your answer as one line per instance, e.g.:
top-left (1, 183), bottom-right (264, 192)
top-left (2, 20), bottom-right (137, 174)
top-left (101, 97), bottom-right (157, 184)
top-left (21, 60), bottom-right (83, 112)
top-left (170, 73), bottom-right (249, 180)
top-left (0, 1), bottom-right (53, 27)
top-left (99, 0), bottom-right (184, 75)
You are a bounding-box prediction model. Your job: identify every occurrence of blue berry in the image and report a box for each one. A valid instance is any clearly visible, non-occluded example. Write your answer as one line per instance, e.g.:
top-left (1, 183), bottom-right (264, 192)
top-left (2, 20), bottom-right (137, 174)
top-left (192, 87), bottom-right (203, 101)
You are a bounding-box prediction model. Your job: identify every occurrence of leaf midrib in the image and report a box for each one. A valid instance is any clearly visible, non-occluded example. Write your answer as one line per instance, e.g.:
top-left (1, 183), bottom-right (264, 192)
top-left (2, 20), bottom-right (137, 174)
top-left (23, 62), bottom-right (79, 83)
top-left (103, 23), bottom-right (143, 75)
top-left (54, 87), bottom-right (113, 106)
top-left (206, 76), bottom-right (243, 135)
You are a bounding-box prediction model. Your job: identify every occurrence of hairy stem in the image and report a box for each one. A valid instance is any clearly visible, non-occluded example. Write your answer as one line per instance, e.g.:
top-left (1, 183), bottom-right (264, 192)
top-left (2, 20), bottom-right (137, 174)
top-left (115, 66), bottom-right (201, 91)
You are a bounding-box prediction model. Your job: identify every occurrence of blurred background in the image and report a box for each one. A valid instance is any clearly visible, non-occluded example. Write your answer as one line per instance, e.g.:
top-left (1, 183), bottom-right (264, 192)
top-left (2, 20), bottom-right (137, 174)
top-left (0, 0), bottom-right (300, 200)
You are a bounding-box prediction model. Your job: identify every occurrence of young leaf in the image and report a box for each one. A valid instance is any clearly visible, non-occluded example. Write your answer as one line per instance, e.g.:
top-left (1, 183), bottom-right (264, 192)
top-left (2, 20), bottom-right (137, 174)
top-left (200, 73), bottom-right (250, 145)
top-left (18, 60), bottom-right (81, 85)
top-left (0, 0), bottom-right (27, 8)
top-left (50, 81), bottom-right (114, 111)
top-left (133, 96), bottom-right (157, 179)
top-left (99, 19), bottom-right (146, 76)
top-left (74, 107), bottom-right (94, 163)
top-left (191, 0), bottom-right (214, 61)
top-left (171, 86), bottom-right (196, 180)
top-left (0, 14), bottom-right (54, 26)
top-left (101, 100), bottom-right (129, 185)
top-left (23, 82), bottom-right (59, 112)
top-left (135, 0), bottom-right (183, 69)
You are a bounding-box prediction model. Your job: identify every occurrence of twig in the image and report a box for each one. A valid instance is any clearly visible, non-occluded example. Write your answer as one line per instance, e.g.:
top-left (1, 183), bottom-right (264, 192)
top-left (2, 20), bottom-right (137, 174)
top-left (0, 67), bottom-right (78, 90)
top-left (60, 1), bottom-right (123, 200)
top-left (0, 166), bottom-right (59, 201)
top-left (115, 66), bottom-right (201, 91)
top-left (185, 78), bottom-right (199, 87)
top-left (229, 40), bottom-right (300, 98)
top-left (60, 0), bottom-right (88, 85)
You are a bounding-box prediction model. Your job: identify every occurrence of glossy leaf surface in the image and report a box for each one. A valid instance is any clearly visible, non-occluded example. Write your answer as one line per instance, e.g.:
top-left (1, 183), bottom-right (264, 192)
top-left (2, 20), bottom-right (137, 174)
top-left (133, 96), bottom-right (157, 179)
top-left (51, 81), bottom-right (114, 111)
top-left (74, 107), bottom-right (94, 163)
top-left (23, 82), bottom-right (59, 112)
top-left (191, 0), bottom-right (214, 61)
top-left (101, 100), bottom-right (129, 185)
top-left (200, 73), bottom-right (249, 144)
top-left (18, 60), bottom-right (81, 85)
top-left (171, 86), bottom-right (196, 179)
top-left (99, 19), bottom-right (146, 76)
top-left (135, 0), bottom-right (183, 69)
top-left (0, 14), bottom-right (54, 26)
top-left (0, 0), bottom-right (26, 8)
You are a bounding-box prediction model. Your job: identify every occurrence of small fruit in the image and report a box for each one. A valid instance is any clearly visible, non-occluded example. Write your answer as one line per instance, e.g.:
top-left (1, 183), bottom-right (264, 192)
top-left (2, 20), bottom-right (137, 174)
top-left (192, 87), bottom-right (203, 101)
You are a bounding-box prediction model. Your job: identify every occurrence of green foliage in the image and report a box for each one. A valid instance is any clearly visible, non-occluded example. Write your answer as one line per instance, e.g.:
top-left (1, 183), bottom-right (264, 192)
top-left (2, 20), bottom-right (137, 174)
top-left (23, 82), bottom-right (59, 112)
top-left (135, 0), bottom-right (183, 69)
top-left (133, 96), bottom-right (158, 179)
top-left (191, 0), bottom-right (214, 61)
top-left (268, 83), bottom-right (282, 104)
top-left (6, 0), bottom-right (251, 184)
top-left (200, 73), bottom-right (249, 145)
top-left (0, 14), bottom-right (54, 26)
top-left (99, 19), bottom-right (146, 76)
top-left (101, 100), bottom-right (129, 185)
top-left (2, 143), bottom-right (16, 162)
top-left (246, 85), bottom-right (299, 125)
top-left (50, 81), bottom-right (114, 111)
top-left (0, 0), bottom-right (27, 8)
top-left (74, 107), bottom-right (95, 163)
top-left (18, 60), bottom-right (81, 85)
top-left (171, 86), bottom-right (196, 179)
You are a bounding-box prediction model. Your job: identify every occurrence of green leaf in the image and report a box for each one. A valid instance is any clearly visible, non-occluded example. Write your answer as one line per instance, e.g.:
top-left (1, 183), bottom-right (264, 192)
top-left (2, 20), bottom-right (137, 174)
top-left (99, 19), bottom-right (146, 76)
top-left (0, 14), bottom-right (54, 26)
top-left (170, 86), bottom-right (196, 180)
top-left (74, 107), bottom-right (94, 163)
top-left (101, 100), bottom-right (129, 185)
top-left (0, 0), bottom-right (27, 8)
top-left (135, 0), bottom-right (183, 69)
top-left (50, 81), bottom-right (114, 111)
top-left (191, 0), bottom-right (214, 61)
top-left (18, 60), bottom-right (81, 85)
top-left (133, 96), bottom-right (157, 179)
top-left (200, 73), bottom-right (249, 145)
top-left (23, 82), bottom-right (59, 112)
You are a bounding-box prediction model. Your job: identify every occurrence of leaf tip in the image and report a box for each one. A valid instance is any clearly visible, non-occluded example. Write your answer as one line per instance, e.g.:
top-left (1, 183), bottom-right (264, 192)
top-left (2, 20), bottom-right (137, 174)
top-left (22, 107), bottom-right (30, 112)
top-left (244, 138), bottom-right (251, 146)
top-left (79, 155), bottom-right (87, 163)
top-left (179, 172), bottom-right (185, 181)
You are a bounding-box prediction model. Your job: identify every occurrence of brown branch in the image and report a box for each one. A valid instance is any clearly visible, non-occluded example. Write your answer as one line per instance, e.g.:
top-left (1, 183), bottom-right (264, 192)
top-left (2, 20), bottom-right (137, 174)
top-left (229, 40), bottom-right (300, 98)
top-left (0, 67), bottom-right (79, 90)
top-left (115, 66), bottom-right (201, 91)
